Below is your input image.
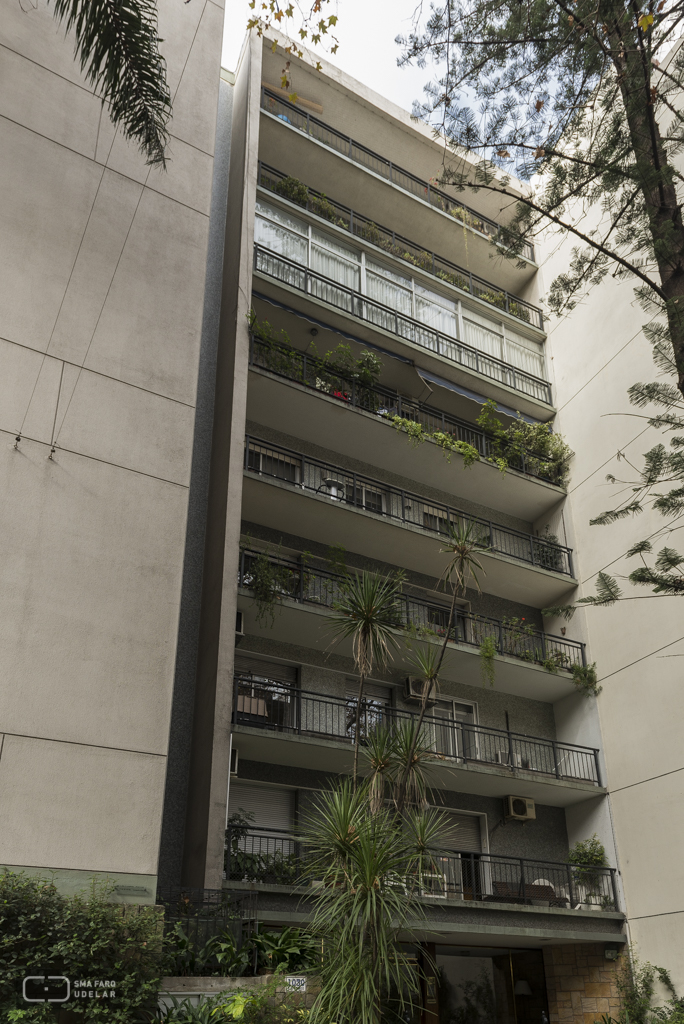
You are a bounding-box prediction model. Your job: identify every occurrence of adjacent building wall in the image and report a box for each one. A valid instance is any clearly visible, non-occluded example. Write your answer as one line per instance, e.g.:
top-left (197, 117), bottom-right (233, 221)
top-left (0, 0), bottom-right (223, 895)
top-left (541, 235), bottom-right (684, 983)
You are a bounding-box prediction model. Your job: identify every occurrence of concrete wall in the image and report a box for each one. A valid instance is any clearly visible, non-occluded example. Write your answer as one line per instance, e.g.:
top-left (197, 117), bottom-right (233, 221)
top-left (541, 230), bottom-right (684, 980)
top-left (0, 0), bottom-right (223, 890)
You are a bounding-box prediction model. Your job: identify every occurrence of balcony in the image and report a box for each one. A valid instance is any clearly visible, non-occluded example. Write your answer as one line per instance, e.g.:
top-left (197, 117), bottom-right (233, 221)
top-left (249, 334), bottom-right (561, 482)
top-left (253, 245), bottom-right (552, 407)
top-left (259, 90), bottom-right (536, 263)
top-left (225, 827), bottom-right (619, 911)
top-left (258, 163), bottom-right (543, 330)
top-left (242, 437), bottom-right (575, 606)
top-left (237, 549), bottom-right (586, 689)
top-left (233, 677), bottom-right (599, 783)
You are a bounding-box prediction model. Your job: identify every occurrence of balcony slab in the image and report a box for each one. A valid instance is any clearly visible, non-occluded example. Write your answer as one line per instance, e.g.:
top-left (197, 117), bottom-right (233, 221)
top-left (247, 368), bottom-right (566, 522)
top-left (258, 112), bottom-right (539, 293)
top-left (231, 724), bottom-right (605, 807)
top-left (224, 881), bottom-right (625, 945)
top-left (242, 472), bottom-right (577, 608)
top-left (236, 594), bottom-right (580, 702)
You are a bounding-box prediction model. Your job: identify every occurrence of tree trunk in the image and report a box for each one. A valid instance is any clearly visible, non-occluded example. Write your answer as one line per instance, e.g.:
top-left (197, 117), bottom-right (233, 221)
top-left (353, 671), bottom-right (366, 788)
top-left (616, 32), bottom-right (684, 398)
top-left (395, 587), bottom-right (459, 815)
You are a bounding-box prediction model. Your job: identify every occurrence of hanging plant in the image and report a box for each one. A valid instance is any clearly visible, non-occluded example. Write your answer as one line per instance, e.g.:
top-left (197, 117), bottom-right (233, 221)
top-left (479, 635), bottom-right (497, 687)
top-left (572, 662), bottom-right (602, 697)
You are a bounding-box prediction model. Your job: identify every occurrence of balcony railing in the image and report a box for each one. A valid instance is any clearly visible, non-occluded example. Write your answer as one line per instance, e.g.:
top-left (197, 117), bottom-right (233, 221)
top-left (260, 90), bottom-right (536, 262)
top-left (238, 548), bottom-right (586, 671)
top-left (244, 436), bottom-right (573, 576)
top-left (254, 246), bottom-right (552, 405)
top-left (249, 334), bottom-right (567, 487)
top-left (233, 676), bottom-right (599, 783)
top-left (224, 827), bottom-right (619, 910)
top-left (258, 162), bottom-right (543, 329)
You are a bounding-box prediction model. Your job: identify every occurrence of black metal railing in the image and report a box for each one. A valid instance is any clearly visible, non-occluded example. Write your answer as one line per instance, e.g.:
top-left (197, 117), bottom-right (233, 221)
top-left (233, 677), bottom-right (599, 783)
top-left (260, 91), bottom-right (536, 262)
top-left (244, 436), bottom-right (573, 576)
top-left (156, 887), bottom-right (257, 949)
top-left (253, 246), bottom-right (552, 405)
top-left (249, 334), bottom-right (567, 487)
top-left (238, 548), bottom-right (586, 670)
top-left (225, 827), bottom-right (619, 910)
top-left (258, 162), bottom-right (543, 329)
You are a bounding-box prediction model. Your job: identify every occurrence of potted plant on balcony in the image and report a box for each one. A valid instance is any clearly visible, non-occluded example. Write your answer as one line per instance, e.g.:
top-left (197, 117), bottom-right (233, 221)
top-left (568, 834), bottom-right (608, 910)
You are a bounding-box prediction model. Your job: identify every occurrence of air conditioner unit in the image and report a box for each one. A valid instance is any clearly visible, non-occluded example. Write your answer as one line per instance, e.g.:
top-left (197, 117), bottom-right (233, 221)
top-left (235, 610), bottom-right (244, 644)
top-left (505, 795), bottom-right (536, 821)
top-left (404, 677), bottom-right (437, 705)
top-left (230, 746), bottom-right (239, 777)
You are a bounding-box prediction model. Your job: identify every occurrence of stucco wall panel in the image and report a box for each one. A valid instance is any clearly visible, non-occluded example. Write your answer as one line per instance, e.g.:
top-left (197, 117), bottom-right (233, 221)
top-left (0, 735), bottom-right (166, 875)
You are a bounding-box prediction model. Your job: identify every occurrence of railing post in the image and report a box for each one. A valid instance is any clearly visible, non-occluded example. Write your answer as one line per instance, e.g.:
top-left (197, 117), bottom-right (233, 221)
top-left (610, 869), bottom-right (619, 911)
top-left (301, 454), bottom-right (306, 492)
top-left (530, 534), bottom-right (536, 566)
top-left (594, 749), bottom-right (602, 787)
top-left (567, 863), bottom-right (576, 909)
top-left (507, 727), bottom-right (515, 769)
top-left (299, 559), bottom-right (304, 603)
top-left (349, 135), bottom-right (353, 158)
top-left (469, 270), bottom-right (474, 295)
top-left (400, 490), bottom-right (406, 522)
top-left (296, 688), bottom-right (302, 735)
top-left (302, 351), bottom-right (307, 385)
top-left (226, 828), bottom-right (231, 882)
top-left (349, 210), bottom-right (354, 235)
top-left (389, 160), bottom-right (393, 183)
top-left (519, 859), bottom-right (526, 902)
top-left (505, 291), bottom-right (510, 313)
top-left (244, 436), bottom-right (250, 471)
top-left (352, 472), bottom-right (358, 508)
top-left (552, 740), bottom-right (562, 779)
top-left (567, 549), bottom-right (574, 578)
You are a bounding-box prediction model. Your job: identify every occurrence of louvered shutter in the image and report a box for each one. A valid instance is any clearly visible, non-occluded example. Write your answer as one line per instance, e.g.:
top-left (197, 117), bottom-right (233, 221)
top-left (446, 813), bottom-right (482, 853)
top-left (228, 783), bottom-right (294, 831)
top-left (234, 656), bottom-right (297, 685)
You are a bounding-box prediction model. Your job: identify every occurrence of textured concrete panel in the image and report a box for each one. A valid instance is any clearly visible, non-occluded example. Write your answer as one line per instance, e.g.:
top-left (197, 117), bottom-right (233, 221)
top-left (85, 188), bottom-right (208, 404)
top-left (0, 735), bottom-right (166, 875)
top-left (55, 369), bottom-right (195, 484)
top-left (0, 118), bottom-right (103, 351)
top-left (0, 439), bottom-right (186, 752)
top-left (170, 0), bottom-right (224, 154)
top-left (0, 44), bottom-right (99, 156)
top-left (48, 170), bottom-right (144, 365)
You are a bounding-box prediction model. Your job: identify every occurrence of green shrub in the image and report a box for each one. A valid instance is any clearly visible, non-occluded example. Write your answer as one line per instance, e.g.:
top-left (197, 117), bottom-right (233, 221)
top-left (0, 870), bottom-right (164, 1022)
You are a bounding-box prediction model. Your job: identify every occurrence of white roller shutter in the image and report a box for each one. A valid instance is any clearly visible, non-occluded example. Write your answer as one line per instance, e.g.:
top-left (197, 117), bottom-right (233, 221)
top-left (228, 784), bottom-right (294, 832)
top-left (234, 656), bottom-right (297, 685)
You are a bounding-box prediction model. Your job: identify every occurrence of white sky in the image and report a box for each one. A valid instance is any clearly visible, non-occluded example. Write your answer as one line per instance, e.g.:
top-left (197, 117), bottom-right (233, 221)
top-left (221, 0), bottom-right (437, 117)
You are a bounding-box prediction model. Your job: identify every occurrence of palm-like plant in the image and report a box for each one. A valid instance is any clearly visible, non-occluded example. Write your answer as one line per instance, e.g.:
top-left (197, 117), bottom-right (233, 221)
top-left (395, 522), bottom-right (486, 814)
top-left (49, 0), bottom-right (171, 166)
top-left (327, 571), bottom-right (404, 784)
top-left (303, 782), bottom-right (432, 1024)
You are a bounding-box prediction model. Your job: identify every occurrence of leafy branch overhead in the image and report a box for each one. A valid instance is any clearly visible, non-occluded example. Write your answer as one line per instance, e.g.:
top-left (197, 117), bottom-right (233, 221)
top-left (402, 0), bottom-right (684, 400)
top-left (248, 0), bottom-right (339, 65)
top-left (49, 0), bottom-right (171, 166)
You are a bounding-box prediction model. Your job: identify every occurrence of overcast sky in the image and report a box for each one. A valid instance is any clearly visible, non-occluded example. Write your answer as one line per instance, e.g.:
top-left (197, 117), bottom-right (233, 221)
top-left (221, 0), bottom-right (438, 116)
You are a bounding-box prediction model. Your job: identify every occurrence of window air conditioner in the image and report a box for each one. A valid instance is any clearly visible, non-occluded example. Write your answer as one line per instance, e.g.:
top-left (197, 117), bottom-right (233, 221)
top-left (404, 677), bottom-right (436, 705)
top-left (505, 795), bottom-right (536, 821)
top-left (230, 747), bottom-right (239, 777)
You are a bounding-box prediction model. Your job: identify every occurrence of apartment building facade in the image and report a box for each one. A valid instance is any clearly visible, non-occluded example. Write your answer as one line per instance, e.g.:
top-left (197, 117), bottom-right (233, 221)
top-left (161, 29), bottom-right (630, 1021)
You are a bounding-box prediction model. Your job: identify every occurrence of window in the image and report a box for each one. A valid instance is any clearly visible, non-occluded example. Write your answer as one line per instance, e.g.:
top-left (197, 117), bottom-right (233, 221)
top-left (415, 282), bottom-right (458, 338)
top-left (365, 259), bottom-right (412, 315)
top-left (254, 199), bottom-right (308, 264)
top-left (345, 682), bottom-right (390, 739)
top-left (311, 229), bottom-right (360, 290)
